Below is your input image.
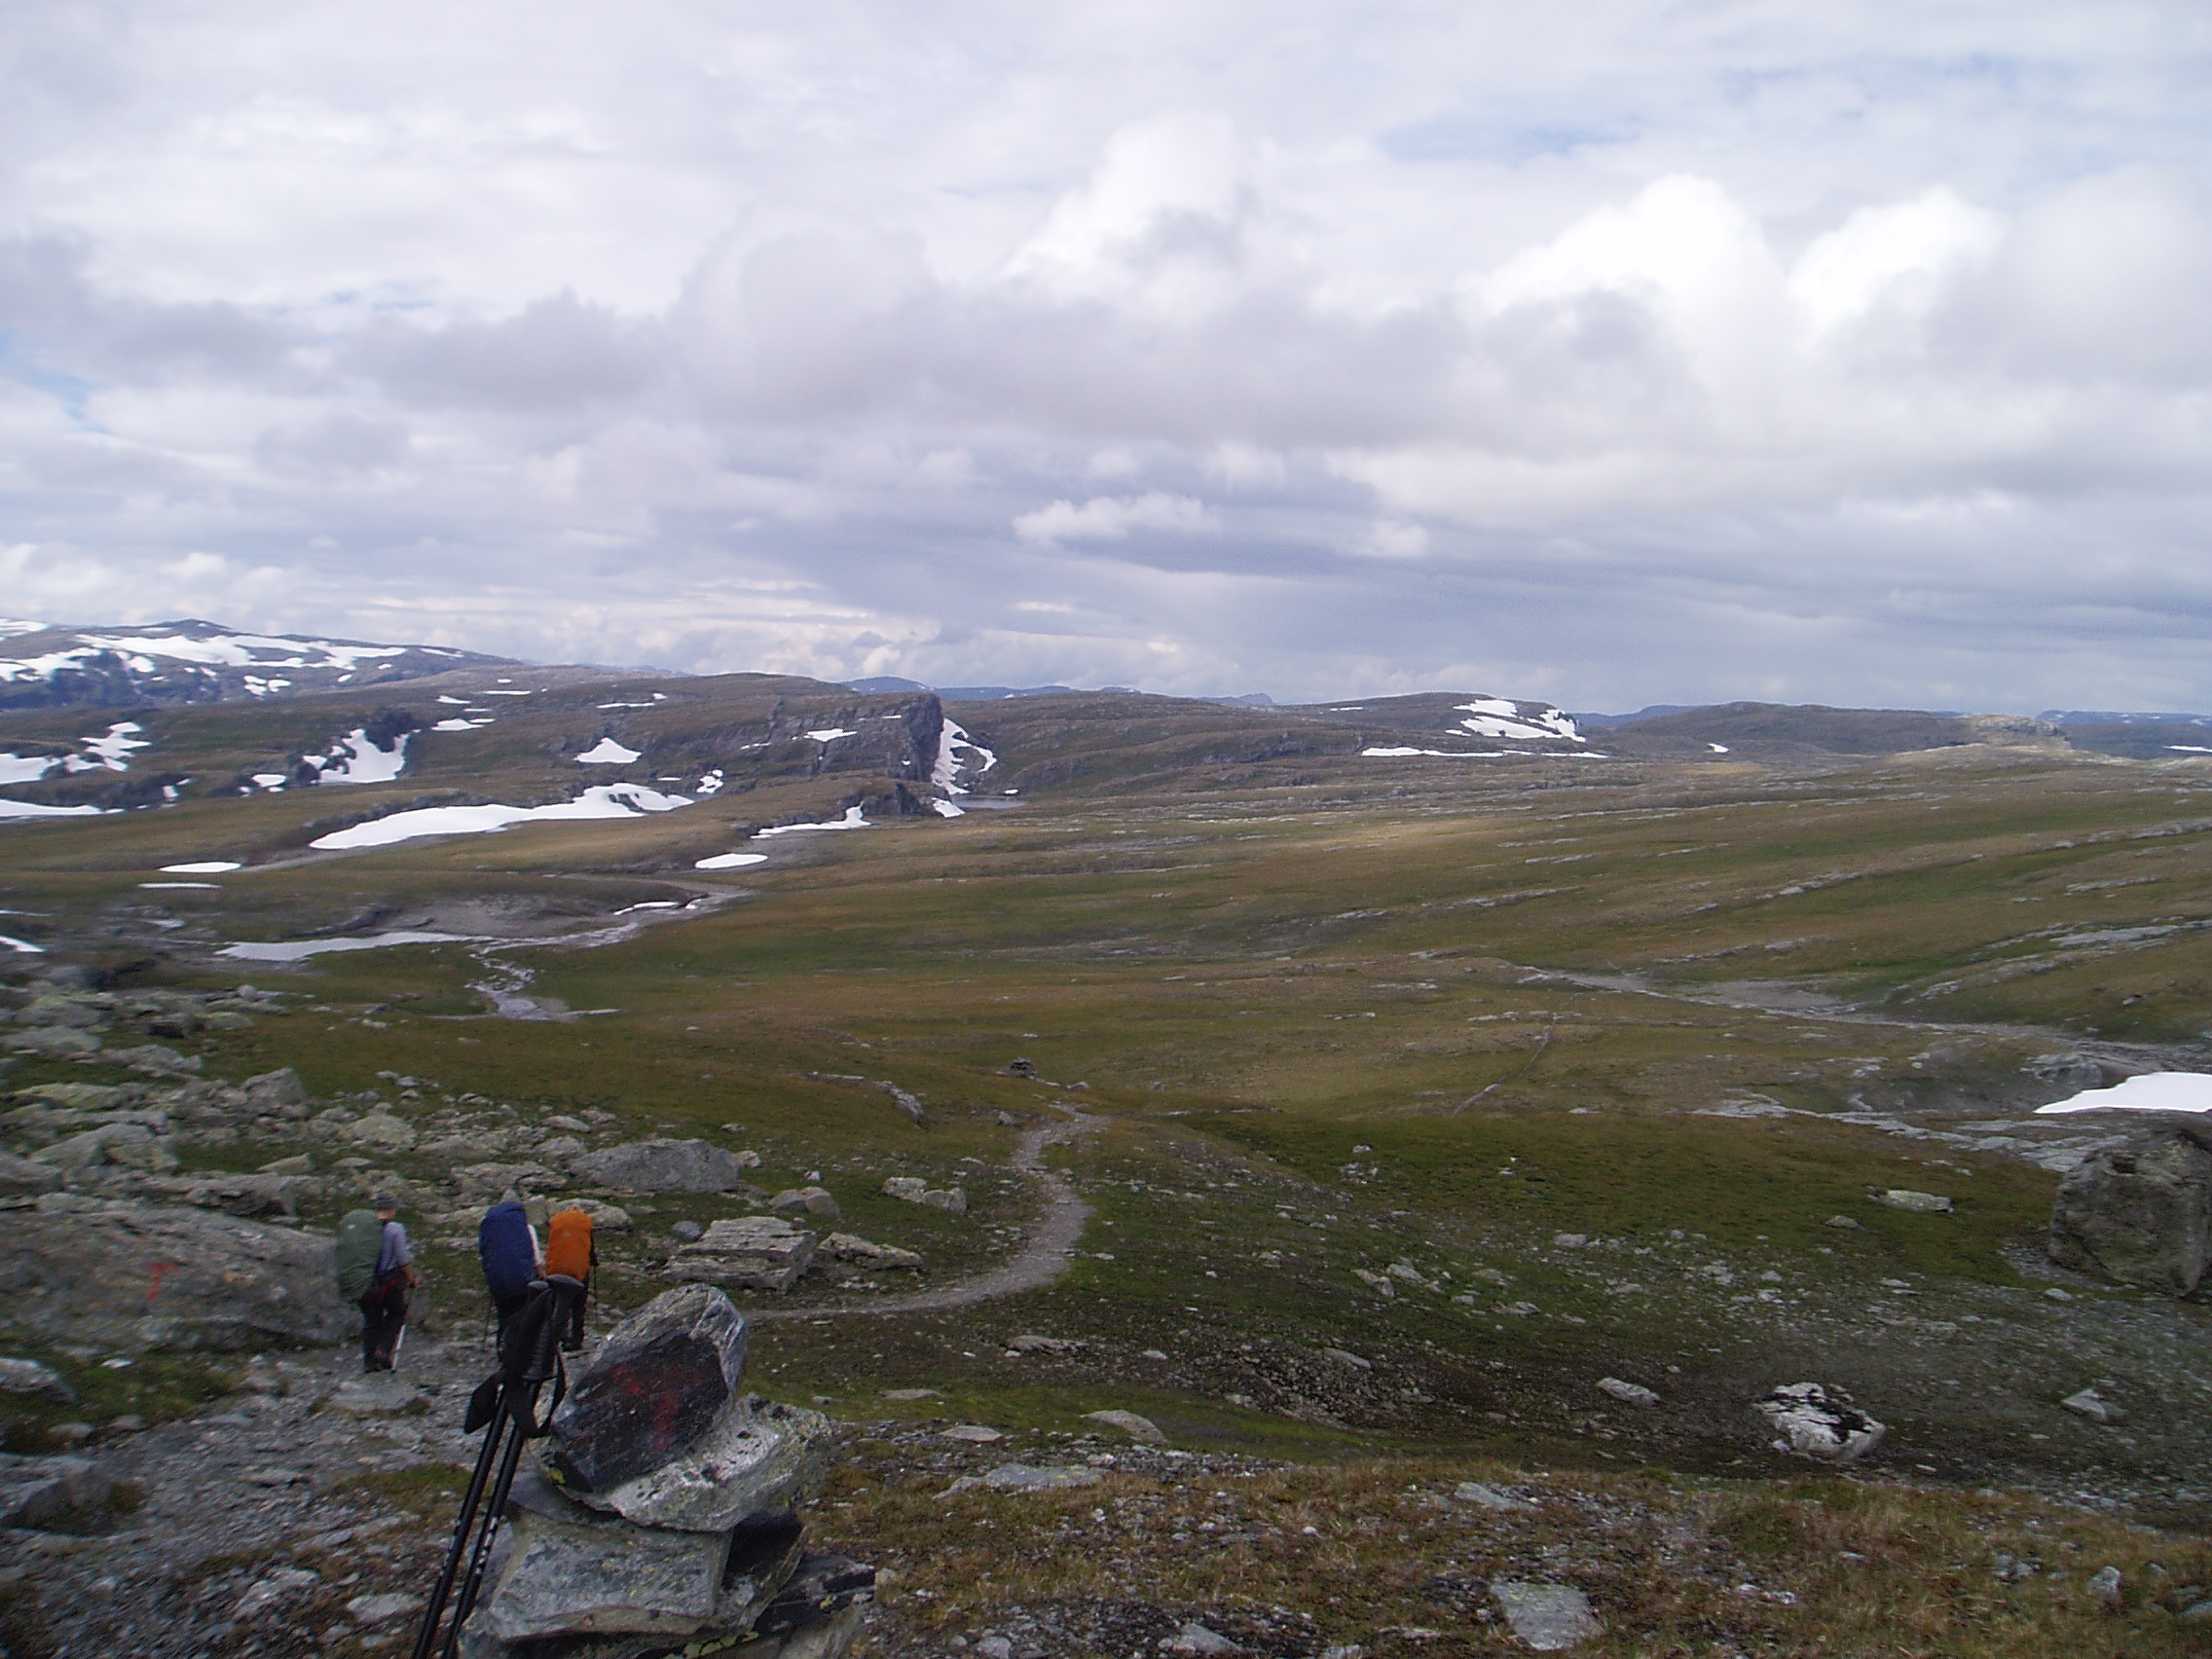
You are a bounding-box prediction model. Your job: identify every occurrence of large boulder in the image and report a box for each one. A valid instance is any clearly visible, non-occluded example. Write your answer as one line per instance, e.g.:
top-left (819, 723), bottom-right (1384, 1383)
top-left (478, 1508), bottom-right (732, 1642)
top-left (2049, 1127), bottom-right (2212, 1295)
top-left (0, 1196), bottom-right (354, 1349)
top-left (571, 1139), bottom-right (759, 1194)
top-left (0, 1454), bottom-right (111, 1528)
top-left (0, 1151), bottom-right (63, 1196)
top-left (544, 1285), bottom-right (751, 1495)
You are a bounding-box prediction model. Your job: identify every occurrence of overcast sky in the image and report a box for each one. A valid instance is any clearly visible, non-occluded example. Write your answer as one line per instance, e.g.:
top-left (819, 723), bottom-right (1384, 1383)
top-left (4, 2), bottom-right (2211, 711)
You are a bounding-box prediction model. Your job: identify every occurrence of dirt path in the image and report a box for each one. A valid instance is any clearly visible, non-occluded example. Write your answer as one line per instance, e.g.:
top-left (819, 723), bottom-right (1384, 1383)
top-left (754, 1102), bottom-right (1103, 1321)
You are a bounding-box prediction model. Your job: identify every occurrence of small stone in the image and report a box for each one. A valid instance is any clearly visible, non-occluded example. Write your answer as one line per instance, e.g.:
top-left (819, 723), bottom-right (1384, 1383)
top-left (1877, 1190), bottom-right (1954, 1214)
top-left (0, 1357), bottom-right (76, 1404)
top-left (1500, 1302), bottom-right (1541, 1318)
top-left (882, 1387), bottom-right (940, 1401)
top-left (2060, 1387), bottom-right (2126, 1424)
top-left (1824, 1215), bottom-right (1864, 1230)
top-left (771, 1186), bottom-right (842, 1219)
top-left (2043, 1286), bottom-right (2074, 1301)
top-left (1597, 1378), bottom-right (1659, 1407)
top-left (1491, 1582), bottom-right (1601, 1651)
top-left (979, 1638), bottom-right (1014, 1659)
top-left (2090, 1565), bottom-right (2123, 1605)
top-left (822, 1233), bottom-right (924, 1271)
top-left (670, 1220), bottom-right (704, 1242)
top-left (233, 1567), bottom-right (320, 1621)
top-left (1140, 1348), bottom-right (1169, 1361)
top-left (347, 1592), bottom-right (421, 1626)
top-left (1085, 1409), bottom-right (1165, 1444)
top-left (1007, 1333), bottom-right (1081, 1354)
top-left (329, 1375), bottom-right (423, 1415)
top-left (1552, 1233), bottom-right (1589, 1248)
top-left (942, 1424), bottom-right (1004, 1442)
top-left (1162, 1622), bottom-right (1241, 1654)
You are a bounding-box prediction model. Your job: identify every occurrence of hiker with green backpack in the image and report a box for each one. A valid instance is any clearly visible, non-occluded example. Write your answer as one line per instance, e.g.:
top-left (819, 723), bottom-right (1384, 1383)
top-left (336, 1193), bottom-right (421, 1372)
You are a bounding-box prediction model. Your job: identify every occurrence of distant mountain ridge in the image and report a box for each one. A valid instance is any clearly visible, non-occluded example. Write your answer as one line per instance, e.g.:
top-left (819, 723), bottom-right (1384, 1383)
top-left (0, 619), bottom-right (517, 710)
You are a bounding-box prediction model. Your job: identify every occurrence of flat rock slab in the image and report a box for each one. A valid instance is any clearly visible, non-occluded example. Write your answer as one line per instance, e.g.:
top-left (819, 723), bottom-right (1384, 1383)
top-left (547, 1284), bottom-right (751, 1494)
top-left (1454, 1481), bottom-right (1532, 1511)
top-left (572, 1139), bottom-right (760, 1194)
top-left (977, 1463), bottom-right (1102, 1493)
top-left (1492, 1582), bottom-right (1602, 1651)
top-left (0, 1197), bottom-right (352, 1349)
top-left (329, 1375), bottom-right (424, 1415)
top-left (941, 1424), bottom-right (1003, 1442)
top-left (550, 1395), bottom-right (834, 1532)
top-left (665, 1217), bottom-right (818, 1293)
top-left (479, 1508), bottom-right (731, 1641)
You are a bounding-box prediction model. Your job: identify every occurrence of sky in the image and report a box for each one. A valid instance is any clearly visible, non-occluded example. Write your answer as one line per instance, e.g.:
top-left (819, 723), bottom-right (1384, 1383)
top-left (4, 2), bottom-right (2211, 712)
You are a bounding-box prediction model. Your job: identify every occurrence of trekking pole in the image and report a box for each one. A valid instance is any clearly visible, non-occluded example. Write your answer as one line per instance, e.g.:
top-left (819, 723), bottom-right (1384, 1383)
top-left (409, 1275), bottom-right (581, 1659)
top-left (433, 1277), bottom-right (583, 1658)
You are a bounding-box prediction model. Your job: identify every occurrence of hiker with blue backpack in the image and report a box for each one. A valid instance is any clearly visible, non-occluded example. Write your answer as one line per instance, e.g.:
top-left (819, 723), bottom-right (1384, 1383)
top-left (334, 1192), bottom-right (421, 1373)
top-left (478, 1198), bottom-right (544, 1347)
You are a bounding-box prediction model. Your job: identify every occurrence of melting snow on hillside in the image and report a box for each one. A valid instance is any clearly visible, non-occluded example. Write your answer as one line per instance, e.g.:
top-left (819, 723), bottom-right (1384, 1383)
top-left (312, 728), bottom-right (409, 784)
top-left (575, 737), bottom-right (642, 764)
top-left (695, 769), bottom-right (724, 795)
top-left (1454, 699), bottom-right (1585, 744)
top-left (753, 806), bottom-right (870, 837)
top-left (0, 754), bottom-right (57, 784)
top-left (1363, 746), bottom-right (1608, 759)
top-left (695, 851), bottom-right (769, 869)
top-left (932, 718), bottom-right (997, 795)
top-left (0, 630), bottom-right (410, 685)
top-left (0, 799), bottom-right (109, 820)
top-left (0, 721), bottom-right (150, 795)
top-left (2036, 1073), bottom-right (2212, 1115)
top-left (310, 784), bottom-right (693, 850)
top-left (806, 728), bottom-right (856, 743)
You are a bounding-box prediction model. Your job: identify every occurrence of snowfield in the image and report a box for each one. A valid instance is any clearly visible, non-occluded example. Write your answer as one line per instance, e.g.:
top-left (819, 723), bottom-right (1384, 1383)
top-left (1454, 698), bottom-right (1586, 744)
top-left (2036, 1073), bottom-right (2212, 1115)
top-left (309, 784), bottom-right (693, 850)
top-left (575, 737), bottom-right (643, 764)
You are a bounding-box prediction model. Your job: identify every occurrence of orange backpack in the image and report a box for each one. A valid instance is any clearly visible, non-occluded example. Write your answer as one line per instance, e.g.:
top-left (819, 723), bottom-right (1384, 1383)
top-left (545, 1207), bottom-right (594, 1282)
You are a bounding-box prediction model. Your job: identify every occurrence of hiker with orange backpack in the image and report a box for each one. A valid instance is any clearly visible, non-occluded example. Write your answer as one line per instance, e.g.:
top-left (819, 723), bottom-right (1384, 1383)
top-left (543, 1205), bottom-right (595, 1351)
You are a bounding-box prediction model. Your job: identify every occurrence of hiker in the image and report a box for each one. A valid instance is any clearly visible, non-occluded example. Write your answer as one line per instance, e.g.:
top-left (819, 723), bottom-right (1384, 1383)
top-left (543, 1204), bottom-right (595, 1351)
top-left (336, 1193), bottom-right (419, 1373)
top-left (478, 1198), bottom-right (543, 1346)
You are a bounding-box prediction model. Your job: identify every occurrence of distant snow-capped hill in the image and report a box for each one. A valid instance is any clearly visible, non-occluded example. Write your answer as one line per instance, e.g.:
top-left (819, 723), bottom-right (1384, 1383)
top-left (0, 619), bottom-right (518, 710)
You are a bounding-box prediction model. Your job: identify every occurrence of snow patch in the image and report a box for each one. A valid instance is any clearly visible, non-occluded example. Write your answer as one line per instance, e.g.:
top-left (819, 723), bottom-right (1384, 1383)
top-left (313, 728), bottom-right (409, 785)
top-left (66, 722), bottom-right (150, 772)
top-left (221, 931), bottom-right (483, 961)
top-left (806, 727), bottom-right (857, 742)
top-left (310, 784), bottom-right (693, 851)
top-left (433, 718), bottom-right (491, 732)
top-left (162, 862), bottom-right (241, 873)
top-left (695, 851), bottom-right (770, 869)
top-left (753, 805), bottom-right (869, 837)
top-left (0, 754), bottom-right (59, 784)
top-left (932, 718), bottom-right (998, 795)
top-left (1363, 746), bottom-right (1607, 759)
top-left (2037, 1073), bottom-right (2212, 1116)
top-left (931, 799), bottom-right (966, 817)
top-left (0, 934), bottom-right (47, 953)
top-left (1455, 699), bottom-right (1585, 744)
top-left (575, 737), bottom-right (642, 764)
top-left (695, 769), bottom-right (724, 795)
top-left (0, 798), bottom-right (110, 819)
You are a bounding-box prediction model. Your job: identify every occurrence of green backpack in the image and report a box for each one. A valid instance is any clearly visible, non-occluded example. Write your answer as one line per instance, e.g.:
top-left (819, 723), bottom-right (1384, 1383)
top-left (334, 1209), bottom-right (384, 1302)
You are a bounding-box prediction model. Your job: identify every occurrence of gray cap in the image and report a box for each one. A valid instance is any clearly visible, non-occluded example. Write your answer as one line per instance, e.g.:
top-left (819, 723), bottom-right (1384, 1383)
top-left (372, 1192), bottom-right (399, 1211)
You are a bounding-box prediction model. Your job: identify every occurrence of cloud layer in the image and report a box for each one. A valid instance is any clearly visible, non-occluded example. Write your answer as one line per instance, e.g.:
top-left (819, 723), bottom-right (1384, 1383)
top-left (4, 1), bottom-right (2212, 709)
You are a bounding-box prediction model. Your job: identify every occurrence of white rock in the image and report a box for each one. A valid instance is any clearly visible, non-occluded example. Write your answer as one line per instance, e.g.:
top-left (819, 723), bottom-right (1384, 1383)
top-left (1598, 1378), bottom-right (1660, 1407)
top-left (2060, 1387), bottom-right (2126, 1424)
top-left (1491, 1582), bottom-right (1602, 1651)
top-left (1752, 1382), bottom-right (1886, 1462)
top-left (1162, 1622), bottom-right (1242, 1653)
top-left (1085, 1409), bottom-right (1165, 1444)
top-left (1877, 1190), bottom-right (1954, 1214)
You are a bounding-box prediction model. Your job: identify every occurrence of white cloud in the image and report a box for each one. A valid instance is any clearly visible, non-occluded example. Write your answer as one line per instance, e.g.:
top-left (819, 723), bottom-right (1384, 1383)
top-left (1012, 493), bottom-right (1218, 544)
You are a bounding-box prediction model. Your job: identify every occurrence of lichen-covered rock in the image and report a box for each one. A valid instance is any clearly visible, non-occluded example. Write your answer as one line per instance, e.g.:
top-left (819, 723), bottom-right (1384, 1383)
top-left (545, 1285), bottom-right (750, 1495)
top-left (478, 1508), bottom-right (731, 1641)
top-left (769, 1187), bottom-right (840, 1219)
top-left (0, 1197), bottom-right (353, 1349)
top-left (240, 1067), bottom-right (309, 1114)
top-left (1752, 1382), bottom-right (1885, 1462)
top-left (0, 1150), bottom-right (63, 1195)
top-left (820, 1233), bottom-right (922, 1271)
top-left (880, 1176), bottom-right (965, 1213)
top-left (571, 1139), bottom-right (760, 1194)
top-left (2049, 1127), bottom-right (2212, 1295)
top-left (551, 1395), bottom-right (835, 1532)
top-left (32, 1123), bottom-right (179, 1174)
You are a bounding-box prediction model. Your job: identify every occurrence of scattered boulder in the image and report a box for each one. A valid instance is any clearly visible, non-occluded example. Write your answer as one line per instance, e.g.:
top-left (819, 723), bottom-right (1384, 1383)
top-left (15, 998), bottom-right (104, 1030)
top-left (1084, 1409), bottom-right (1164, 1444)
top-left (573, 1138), bottom-right (762, 1194)
top-left (347, 1593), bottom-right (421, 1627)
top-left (0, 1150), bottom-right (63, 1195)
top-left (1454, 1482), bottom-right (1531, 1511)
top-left (0, 1198), bottom-right (353, 1349)
top-left (0, 1356), bottom-right (75, 1403)
top-left (881, 1175), bottom-right (966, 1213)
top-left (947, 1463), bottom-right (1102, 1495)
top-left (1162, 1623), bottom-right (1240, 1654)
top-left (670, 1220), bottom-right (705, 1242)
top-left (820, 1233), bottom-right (923, 1271)
top-left (1877, 1190), bottom-right (1954, 1214)
top-left (1491, 1583), bottom-right (1602, 1652)
top-left (2049, 1127), bottom-right (2212, 1295)
top-left (771, 1186), bottom-right (842, 1219)
top-left (240, 1068), bottom-right (309, 1114)
top-left (2061, 1387), bottom-right (2127, 1424)
top-left (1597, 1378), bottom-right (1659, 1407)
top-left (481, 1508), bottom-right (731, 1642)
top-left (345, 1109), bottom-right (418, 1154)
top-left (545, 1284), bottom-right (751, 1494)
top-left (665, 1217), bottom-right (819, 1293)
top-left (4, 1027), bottom-right (100, 1058)
top-left (1824, 1215), bottom-right (1864, 1230)
top-left (32, 1123), bottom-right (179, 1174)
top-left (137, 1171), bottom-right (306, 1219)
top-left (552, 1395), bottom-right (834, 1532)
top-left (552, 1198), bottom-right (633, 1233)
top-left (1007, 1333), bottom-right (1082, 1354)
top-left (1752, 1382), bottom-right (1886, 1463)
top-left (0, 1453), bottom-right (112, 1529)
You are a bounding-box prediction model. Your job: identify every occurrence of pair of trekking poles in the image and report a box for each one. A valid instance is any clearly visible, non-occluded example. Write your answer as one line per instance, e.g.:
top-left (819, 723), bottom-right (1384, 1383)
top-left (410, 1273), bottom-right (586, 1659)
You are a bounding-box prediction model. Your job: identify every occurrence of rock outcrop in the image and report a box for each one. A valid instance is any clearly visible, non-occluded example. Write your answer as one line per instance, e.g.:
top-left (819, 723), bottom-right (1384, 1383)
top-left (464, 1285), bottom-right (865, 1659)
top-left (2048, 1125), bottom-right (2212, 1295)
top-left (572, 1139), bottom-right (762, 1194)
top-left (0, 1195), bottom-right (353, 1349)
top-left (664, 1218), bottom-right (818, 1293)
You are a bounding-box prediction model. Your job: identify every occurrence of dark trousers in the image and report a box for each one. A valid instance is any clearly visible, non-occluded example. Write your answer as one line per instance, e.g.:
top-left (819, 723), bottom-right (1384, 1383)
top-left (360, 1278), bottom-right (410, 1371)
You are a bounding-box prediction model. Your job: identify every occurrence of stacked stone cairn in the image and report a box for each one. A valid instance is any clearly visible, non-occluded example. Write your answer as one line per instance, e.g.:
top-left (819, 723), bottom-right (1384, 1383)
top-left (461, 1283), bottom-right (872, 1659)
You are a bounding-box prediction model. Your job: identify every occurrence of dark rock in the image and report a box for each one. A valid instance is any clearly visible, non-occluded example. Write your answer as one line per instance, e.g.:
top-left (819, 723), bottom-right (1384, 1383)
top-left (752, 1553), bottom-right (877, 1639)
top-left (2049, 1127), bottom-right (2212, 1294)
top-left (670, 1219), bottom-right (704, 1242)
top-left (545, 1284), bottom-right (750, 1494)
top-left (571, 1138), bottom-right (762, 1194)
top-left (0, 1197), bottom-right (353, 1349)
top-left (0, 1453), bottom-right (111, 1528)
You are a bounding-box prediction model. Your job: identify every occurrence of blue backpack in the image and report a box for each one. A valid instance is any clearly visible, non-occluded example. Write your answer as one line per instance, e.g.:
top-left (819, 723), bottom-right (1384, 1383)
top-left (478, 1201), bottom-right (537, 1302)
